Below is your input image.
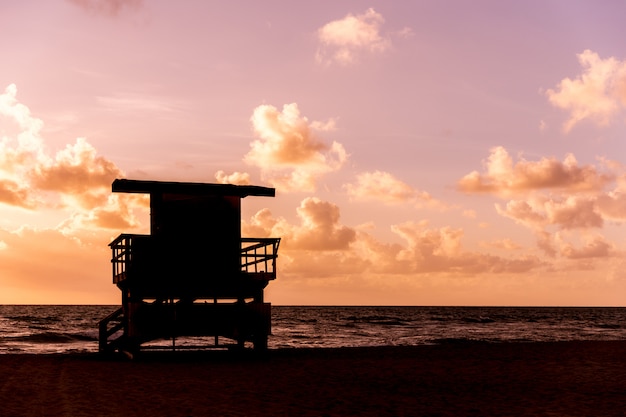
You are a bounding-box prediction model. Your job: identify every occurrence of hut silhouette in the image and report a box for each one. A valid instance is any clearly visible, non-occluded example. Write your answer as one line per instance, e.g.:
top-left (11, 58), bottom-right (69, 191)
top-left (98, 179), bottom-right (280, 354)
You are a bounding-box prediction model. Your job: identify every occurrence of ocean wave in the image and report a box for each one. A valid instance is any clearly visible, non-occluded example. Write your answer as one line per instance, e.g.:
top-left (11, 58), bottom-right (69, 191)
top-left (2, 305), bottom-right (626, 354)
top-left (3, 332), bottom-right (97, 344)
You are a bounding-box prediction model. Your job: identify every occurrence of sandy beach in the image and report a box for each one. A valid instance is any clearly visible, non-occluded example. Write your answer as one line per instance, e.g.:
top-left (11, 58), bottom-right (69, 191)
top-left (1, 341), bottom-right (625, 416)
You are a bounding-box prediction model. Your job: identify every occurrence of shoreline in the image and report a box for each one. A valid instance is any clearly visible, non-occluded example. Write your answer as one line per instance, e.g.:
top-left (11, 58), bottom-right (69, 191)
top-left (2, 340), bottom-right (626, 416)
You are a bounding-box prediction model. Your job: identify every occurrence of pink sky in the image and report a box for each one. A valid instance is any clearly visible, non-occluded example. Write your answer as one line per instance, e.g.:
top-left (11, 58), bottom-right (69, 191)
top-left (1, 0), bottom-right (626, 305)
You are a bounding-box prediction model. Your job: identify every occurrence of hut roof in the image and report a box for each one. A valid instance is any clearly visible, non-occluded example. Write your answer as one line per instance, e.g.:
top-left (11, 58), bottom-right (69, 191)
top-left (112, 179), bottom-right (275, 198)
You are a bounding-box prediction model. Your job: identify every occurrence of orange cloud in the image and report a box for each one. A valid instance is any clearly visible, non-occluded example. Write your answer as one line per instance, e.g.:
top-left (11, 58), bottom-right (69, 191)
top-left (389, 221), bottom-right (541, 274)
top-left (344, 170), bottom-right (443, 207)
top-left (0, 179), bottom-right (34, 208)
top-left (496, 196), bottom-right (603, 231)
top-left (561, 235), bottom-right (613, 259)
top-left (536, 230), bottom-right (616, 263)
top-left (546, 50), bottom-right (626, 132)
top-left (0, 84), bottom-right (145, 233)
top-left (460, 147), bottom-right (626, 263)
top-left (458, 146), bottom-right (612, 195)
top-left (316, 8), bottom-right (391, 66)
top-left (29, 138), bottom-right (123, 209)
top-left (59, 193), bottom-right (148, 232)
top-left (0, 84), bottom-right (152, 302)
top-left (596, 189), bottom-right (626, 221)
top-left (243, 198), bottom-right (543, 282)
top-left (289, 198), bottom-right (356, 250)
top-left (246, 103), bottom-right (347, 192)
top-left (244, 197), bottom-right (356, 251)
top-left (214, 170), bottom-right (251, 185)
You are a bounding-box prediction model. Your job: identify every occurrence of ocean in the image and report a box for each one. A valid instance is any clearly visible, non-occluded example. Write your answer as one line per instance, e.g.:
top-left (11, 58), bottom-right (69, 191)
top-left (0, 305), bottom-right (625, 354)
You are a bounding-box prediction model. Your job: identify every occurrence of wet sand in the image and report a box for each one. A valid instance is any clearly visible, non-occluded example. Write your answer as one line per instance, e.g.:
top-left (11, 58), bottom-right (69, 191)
top-left (1, 341), bottom-right (625, 416)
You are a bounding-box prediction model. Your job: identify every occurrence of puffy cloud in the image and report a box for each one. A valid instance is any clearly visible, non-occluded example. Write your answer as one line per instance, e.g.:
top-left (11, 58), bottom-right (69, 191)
top-left (544, 197), bottom-right (603, 229)
top-left (496, 196), bottom-right (603, 230)
top-left (344, 170), bottom-right (443, 207)
top-left (561, 236), bottom-right (613, 259)
top-left (391, 221), bottom-right (541, 274)
top-left (290, 198), bottom-right (356, 250)
top-left (0, 84), bottom-right (45, 166)
top-left (536, 231), bottom-right (615, 262)
top-left (459, 147), bottom-right (626, 262)
top-left (243, 199), bottom-right (543, 280)
top-left (316, 8), bottom-right (391, 66)
top-left (495, 199), bottom-right (546, 230)
top-left (214, 170), bottom-right (251, 185)
top-left (59, 193), bottom-right (148, 232)
top-left (536, 231), bottom-right (558, 257)
top-left (458, 146), bottom-right (612, 195)
top-left (243, 198), bottom-right (357, 251)
top-left (0, 179), bottom-right (34, 208)
top-left (546, 50), bottom-right (626, 132)
top-left (0, 84), bottom-right (151, 303)
top-left (0, 84), bottom-right (143, 232)
top-left (29, 138), bottom-right (123, 209)
top-left (242, 198), bottom-right (362, 279)
top-left (596, 189), bottom-right (626, 221)
top-left (242, 208), bottom-right (280, 239)
top-left (66, 0), bottom-right (142, 17)
top-left (245, 103), bottom-right (347, 192)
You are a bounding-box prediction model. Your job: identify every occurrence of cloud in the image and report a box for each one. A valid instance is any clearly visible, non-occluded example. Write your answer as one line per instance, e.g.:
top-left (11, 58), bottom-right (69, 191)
top-left (344, 170), bottom-right (443, 208)
top-left (29, 138), bottom-right (123, 209)
top-left (596, 189), bottom-right (626, 221)
top-left (0, 84), bottom-right (149, 303)
top-left (66, 0), bottom-right (142, 17)
top-left (0, 84), bottom-right (45, 163)
top-left (458, 146), bottom-right (612, 196)
top-left (391, 221), bottom-right (542, 274)
top-left (316, 8), bottom-right (391, 66)
top-left (561, 235), bottom-right (613, 259)
top-left (214, 170), bottom-right (251, 185)
top-left (460, 146), bottom-right (626, 266)
top-left (496, 196), bottom-right (603, 231)
top-left (242, 198), bottom-right (366, 279)
top-left (546, 50), bottom-right (626, 132)
top-left (59, 193), bottom-right (147, 232)
top-left (245, 103), bottom-right (347, 192)
top-left (243, 198), bottom-right (543, 281)
top-left (461, 147), bottom-right (626, 231)
top-left (289, 197), bottom-right (356, 250)
top-left (536, 230), bottom-right (616, 262)
top-left (244, 197), bottom-right (356, 251)
top-left (0, 84), bottom-right (144, 232)
top-left (0, 179), bottom-right (35, 208)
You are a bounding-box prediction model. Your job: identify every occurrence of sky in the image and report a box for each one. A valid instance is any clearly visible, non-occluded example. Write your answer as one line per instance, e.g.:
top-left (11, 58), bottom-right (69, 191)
top-left (1, 0), bottom-right (626, 305)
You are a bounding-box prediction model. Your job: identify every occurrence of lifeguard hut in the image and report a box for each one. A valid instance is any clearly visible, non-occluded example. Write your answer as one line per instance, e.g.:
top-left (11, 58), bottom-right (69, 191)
top-left (98, 179), bottom-right (280, 354)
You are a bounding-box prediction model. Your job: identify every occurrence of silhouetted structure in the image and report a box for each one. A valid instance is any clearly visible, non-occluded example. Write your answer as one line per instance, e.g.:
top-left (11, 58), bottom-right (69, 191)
top-left (98, 179), bottom-right (280, 354)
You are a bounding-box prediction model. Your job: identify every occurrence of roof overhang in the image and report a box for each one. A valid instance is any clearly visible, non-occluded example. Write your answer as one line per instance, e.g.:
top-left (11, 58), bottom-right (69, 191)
top-left (112, 179), bottom-right (275, 198)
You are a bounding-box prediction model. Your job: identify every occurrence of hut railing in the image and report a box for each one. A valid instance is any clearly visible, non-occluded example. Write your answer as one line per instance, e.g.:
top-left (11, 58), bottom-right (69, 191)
top-left (110, 234), bottom-right (280, 282)
top-left (109, 233), bottom-right (145, 284)
top-left (241, 237), bottom-right (281, 279)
